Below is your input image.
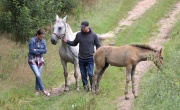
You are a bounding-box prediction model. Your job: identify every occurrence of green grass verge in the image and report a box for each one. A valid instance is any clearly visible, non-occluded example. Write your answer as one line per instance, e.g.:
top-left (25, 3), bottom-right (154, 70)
top-left (133, 20), bottom-right (180, 110)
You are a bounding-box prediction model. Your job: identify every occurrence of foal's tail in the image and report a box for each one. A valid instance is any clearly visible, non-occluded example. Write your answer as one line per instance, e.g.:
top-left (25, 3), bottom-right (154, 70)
top-left (97, 31), bottom-right (115, 40)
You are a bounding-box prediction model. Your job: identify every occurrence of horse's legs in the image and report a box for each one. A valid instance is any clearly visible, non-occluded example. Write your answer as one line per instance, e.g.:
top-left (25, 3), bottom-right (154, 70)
top-left (74, 60), bottom-right (79, 91)
top-left (125, 65), bottom-right (132, 100)
top-left (61, 59), bottom-right (69, 91)
top-left (96, 63), bottom-right (109, 94)
top-left (131, 65), bottom-right (138, 98)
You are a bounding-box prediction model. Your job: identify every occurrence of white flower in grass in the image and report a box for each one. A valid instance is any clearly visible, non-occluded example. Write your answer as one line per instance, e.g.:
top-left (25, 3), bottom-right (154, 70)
top-left (72, 104), bottom-right (77, 109)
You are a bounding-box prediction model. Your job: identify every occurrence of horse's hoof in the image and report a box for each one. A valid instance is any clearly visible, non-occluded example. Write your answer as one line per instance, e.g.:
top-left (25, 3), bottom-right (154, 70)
top-left (64, 90), bottom-right (69, 92)
top-left (135, 96), bottom-right (138, 99)
top-left (83, 85), bottom-right (90, 92)
top-left (125, 97), bottom-right (129, 100)
top-left (95, 91), bottom-right (99, 95)
top-left (76, 88), bottom-right (79, 91)
top-left (64, 88), bottom-right (69, 92)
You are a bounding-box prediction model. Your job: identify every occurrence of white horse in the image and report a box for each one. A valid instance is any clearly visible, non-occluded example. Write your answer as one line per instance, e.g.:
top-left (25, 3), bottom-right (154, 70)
top-left (51, 15), bottom-right (114, 91)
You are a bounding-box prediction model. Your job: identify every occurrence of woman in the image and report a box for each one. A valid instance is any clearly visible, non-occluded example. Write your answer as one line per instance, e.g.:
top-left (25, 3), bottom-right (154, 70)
top-left (28, 29), bottom-right (50, 96)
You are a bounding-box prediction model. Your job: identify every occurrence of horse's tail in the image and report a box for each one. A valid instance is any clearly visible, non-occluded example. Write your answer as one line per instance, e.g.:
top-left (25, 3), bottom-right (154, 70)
top-left (97, 31), bottom-right (115, 40)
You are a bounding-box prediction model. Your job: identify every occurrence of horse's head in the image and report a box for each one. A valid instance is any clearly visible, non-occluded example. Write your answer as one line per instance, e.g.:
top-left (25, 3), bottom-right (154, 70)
top-left (154, 48), bottom-right (163, 70)
top-left (51, 15), bottom-right (67, 45)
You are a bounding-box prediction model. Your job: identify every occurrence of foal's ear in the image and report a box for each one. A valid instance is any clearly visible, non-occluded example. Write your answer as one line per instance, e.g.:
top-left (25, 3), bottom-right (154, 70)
top-left (56, 14), bottom-right (59, 21)
top-left (63, 15), bottom-right (67, 23)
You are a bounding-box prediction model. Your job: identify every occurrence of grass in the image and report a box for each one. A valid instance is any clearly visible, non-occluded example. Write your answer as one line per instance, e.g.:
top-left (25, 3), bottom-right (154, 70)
top-left (0, 0), bottom-right (140, 109)
top-left (0, 0), bottom-right (179, 109)
top-left (68, 0), bottom-right (141, 33)
top-left (16, 67), bottom-right (125, 110)
top-left (133, 20), bottom-right (180, 110)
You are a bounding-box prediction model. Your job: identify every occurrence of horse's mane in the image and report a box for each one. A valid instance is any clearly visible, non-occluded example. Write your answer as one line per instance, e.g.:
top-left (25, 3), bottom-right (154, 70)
top-left (130, 44), bottom-right (156, 52)
top-left (66, 24), bottom-right (73, 32)
top-left (66, 23), bottom-right (75, 39)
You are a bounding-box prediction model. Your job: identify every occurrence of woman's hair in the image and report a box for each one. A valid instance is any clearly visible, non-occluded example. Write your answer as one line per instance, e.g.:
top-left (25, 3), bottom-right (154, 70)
top-left (36, 29), bottom-right (45, 36)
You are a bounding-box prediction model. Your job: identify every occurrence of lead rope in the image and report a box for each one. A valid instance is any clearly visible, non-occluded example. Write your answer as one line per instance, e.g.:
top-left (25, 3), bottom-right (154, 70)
top-left (66, 44), bottom-right (79, 59)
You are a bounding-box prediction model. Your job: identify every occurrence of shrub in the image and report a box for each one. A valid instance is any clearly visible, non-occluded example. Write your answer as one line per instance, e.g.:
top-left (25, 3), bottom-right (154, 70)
top-left (0, 0), bottom-right (79, 43)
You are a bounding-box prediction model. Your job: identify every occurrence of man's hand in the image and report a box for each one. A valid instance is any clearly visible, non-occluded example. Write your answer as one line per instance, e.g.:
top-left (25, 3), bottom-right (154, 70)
top-left (63, 37), bottom-right (67, 42)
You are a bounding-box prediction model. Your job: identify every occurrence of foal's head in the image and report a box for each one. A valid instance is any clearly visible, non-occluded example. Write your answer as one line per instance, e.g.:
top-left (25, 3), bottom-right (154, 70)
top-left (152, 48), bottom-right (163, 69)
top-left (51, 15), bottom-right (67, 45)
top-left (136, 44), bottom-right (164, 69)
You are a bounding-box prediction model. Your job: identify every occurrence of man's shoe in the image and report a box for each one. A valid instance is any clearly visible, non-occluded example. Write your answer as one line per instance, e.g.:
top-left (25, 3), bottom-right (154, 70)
top-left (84, 85), bottom-right (90, 92)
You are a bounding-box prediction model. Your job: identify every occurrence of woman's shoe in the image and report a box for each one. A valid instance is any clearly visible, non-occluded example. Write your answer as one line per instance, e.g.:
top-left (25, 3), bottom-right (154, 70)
top-left (42, 90), bottom-right (50, 96)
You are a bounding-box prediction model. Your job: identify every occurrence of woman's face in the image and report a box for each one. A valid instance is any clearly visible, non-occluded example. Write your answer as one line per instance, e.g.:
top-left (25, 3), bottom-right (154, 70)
top-left (37, 34), bottom-right (45, 41)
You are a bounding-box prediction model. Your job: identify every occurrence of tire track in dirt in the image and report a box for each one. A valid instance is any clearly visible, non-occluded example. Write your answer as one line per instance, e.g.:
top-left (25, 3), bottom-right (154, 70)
top-left (116, 1), bottom-right (180, 110)
top-left (114, 0), bottom-right (156, 34)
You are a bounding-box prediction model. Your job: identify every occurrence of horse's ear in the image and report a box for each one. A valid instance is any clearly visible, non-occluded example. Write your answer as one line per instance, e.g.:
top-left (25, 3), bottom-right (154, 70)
top-left (63, 15), bottom-right (67, 23)
top-left (56, 14), bottom-right (59, 21)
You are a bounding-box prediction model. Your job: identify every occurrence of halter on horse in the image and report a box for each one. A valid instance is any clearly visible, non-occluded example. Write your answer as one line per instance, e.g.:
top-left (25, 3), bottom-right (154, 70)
top-left (52, 19), bottom-right (78, 58)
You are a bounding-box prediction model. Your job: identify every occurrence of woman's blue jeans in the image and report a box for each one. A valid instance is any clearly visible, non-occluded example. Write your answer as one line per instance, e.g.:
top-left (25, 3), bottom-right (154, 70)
top-left (29, 63), bottom-right (44, 91)
top-left (79, 57), bottom-right (94, 87)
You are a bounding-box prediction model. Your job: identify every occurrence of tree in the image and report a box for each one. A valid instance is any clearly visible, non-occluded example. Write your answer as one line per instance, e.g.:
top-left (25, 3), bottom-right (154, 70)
top-left (0, 0), bottom-right (79, 43)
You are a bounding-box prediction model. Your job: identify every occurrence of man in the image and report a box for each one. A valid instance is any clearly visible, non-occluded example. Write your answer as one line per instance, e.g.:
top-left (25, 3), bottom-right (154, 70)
top-left (63, 21), bottom-right (101, 91)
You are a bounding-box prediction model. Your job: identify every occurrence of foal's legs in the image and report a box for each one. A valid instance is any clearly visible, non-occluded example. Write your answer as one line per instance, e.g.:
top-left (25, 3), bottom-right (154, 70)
top-left (131, 65), bottom-right (138, 98)
top-left (92, 69), bottom-right (100, 93)
top-left (61, 59), bottom-right (69, 91)
top-left (125, 65), bottom-right (132, 100)
top-left (74, 60), bottom-right (79, 91)
top-left (96, 63), bottom-right (109, 94)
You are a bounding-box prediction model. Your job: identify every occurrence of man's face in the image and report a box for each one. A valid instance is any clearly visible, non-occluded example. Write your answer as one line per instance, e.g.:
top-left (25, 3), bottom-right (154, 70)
top-left (81, 26), bottom-right (89, 32)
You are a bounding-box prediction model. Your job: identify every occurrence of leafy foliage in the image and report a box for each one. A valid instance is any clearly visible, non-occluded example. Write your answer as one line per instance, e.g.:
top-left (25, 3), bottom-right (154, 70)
top-left (0, 0), bottom-right (79, 43)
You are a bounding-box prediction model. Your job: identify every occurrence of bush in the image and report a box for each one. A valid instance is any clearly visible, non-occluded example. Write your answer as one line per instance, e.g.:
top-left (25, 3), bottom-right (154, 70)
top-left (0, 0), bottom-right (80, 43)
